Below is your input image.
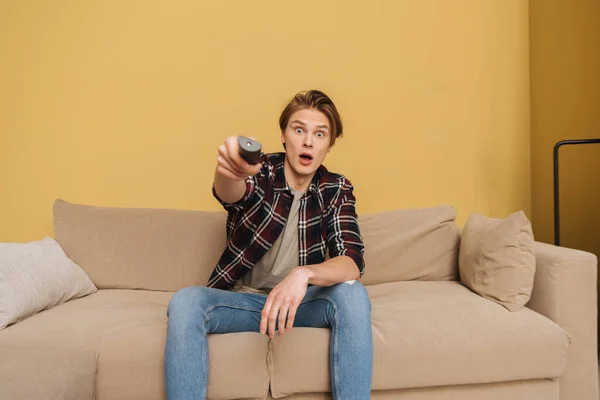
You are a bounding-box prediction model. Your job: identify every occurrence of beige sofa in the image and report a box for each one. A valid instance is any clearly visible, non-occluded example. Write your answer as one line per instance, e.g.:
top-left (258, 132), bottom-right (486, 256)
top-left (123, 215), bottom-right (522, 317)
top-left (0, 199), bottom-right (598, 400)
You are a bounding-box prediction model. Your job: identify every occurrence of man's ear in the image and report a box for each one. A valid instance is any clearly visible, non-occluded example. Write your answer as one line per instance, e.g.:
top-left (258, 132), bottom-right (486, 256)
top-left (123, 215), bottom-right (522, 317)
top-left (281, 130), bottom-right (286, 150)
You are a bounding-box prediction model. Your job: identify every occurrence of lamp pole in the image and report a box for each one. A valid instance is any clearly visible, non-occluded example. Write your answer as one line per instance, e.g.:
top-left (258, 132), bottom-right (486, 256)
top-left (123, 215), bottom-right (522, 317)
top-left (553, 138), bottom-right (600, 246)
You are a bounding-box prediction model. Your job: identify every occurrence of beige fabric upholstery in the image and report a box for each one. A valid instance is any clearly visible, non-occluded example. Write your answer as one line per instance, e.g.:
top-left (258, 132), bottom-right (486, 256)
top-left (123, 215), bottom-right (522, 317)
top-left (0, 345), bottom-right (97, 400)
top-left (0, 289), bottom-right (270, 400)
top-left (269, 281), bottom-right (569, 397)
top-left (53, 199), bottom-right (227, 291)
top-left (527, 241), bottom-right (599, 400)
top-left (459, 211), bottom-right (535, 311)
top-left (266, 378), bottom-right (557, 400)
top-left (54, 199), bottom-right (460, 292)
top-left (359, 205), bottom-right (460, 285)
top-left (0, 200), bottom-right (590, 400)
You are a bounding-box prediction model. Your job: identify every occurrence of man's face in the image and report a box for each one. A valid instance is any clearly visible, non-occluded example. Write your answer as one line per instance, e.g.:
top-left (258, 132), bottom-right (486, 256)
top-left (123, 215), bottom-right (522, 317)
top-left (281, 108), bottom-right (332, 179)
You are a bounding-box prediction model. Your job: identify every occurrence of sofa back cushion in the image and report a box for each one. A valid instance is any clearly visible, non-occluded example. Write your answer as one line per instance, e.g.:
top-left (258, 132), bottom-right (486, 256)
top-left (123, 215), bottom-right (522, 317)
top-left (53, 199), bottom-right (460, 291)
top-left (53, 199), bottom-right (227, 291)
top-left (359, 205), bottom-right (460, 285)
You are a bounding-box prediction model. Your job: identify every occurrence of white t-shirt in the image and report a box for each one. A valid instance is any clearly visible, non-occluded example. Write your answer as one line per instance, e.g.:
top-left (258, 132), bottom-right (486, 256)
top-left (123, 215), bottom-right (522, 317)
top-left (234, 188), bottom-right (305, 294)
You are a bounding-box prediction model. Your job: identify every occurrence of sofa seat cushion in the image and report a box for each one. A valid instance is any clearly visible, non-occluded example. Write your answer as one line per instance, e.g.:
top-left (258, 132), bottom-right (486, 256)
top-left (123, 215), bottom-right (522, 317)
top-left (269, 281), bottom-right (570, 397)
top-left (0, 289), bottom-right (270, 400)
top-left (0, 344), bottom-right (97, 400)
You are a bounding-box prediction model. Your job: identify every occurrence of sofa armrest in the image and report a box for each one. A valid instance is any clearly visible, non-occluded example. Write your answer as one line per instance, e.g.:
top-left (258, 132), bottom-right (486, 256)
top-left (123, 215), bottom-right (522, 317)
top-left (527, 241), bottom-right (598, 400)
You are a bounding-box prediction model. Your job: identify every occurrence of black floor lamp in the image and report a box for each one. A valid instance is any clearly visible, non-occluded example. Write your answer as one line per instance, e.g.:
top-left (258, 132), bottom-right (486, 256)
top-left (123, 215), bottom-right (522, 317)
top-left (554, 138), bottom-right (600, 355)
top-left (553, 138), bottom-right (600, 246)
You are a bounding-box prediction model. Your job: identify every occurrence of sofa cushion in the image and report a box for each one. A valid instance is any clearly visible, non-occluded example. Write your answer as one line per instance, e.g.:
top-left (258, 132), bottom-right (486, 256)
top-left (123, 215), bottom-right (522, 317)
top-left (53, 199), bottom-right (227, 291)
top-left (265, 379), bottom-right (558, 400)
top-left (54, 199), bottom-right (461, 291)
top-left (359, 205), bottom-right (460, 285)
top-left (268, 281), bottom-right (569, 397)
top-left (0, 289), bottom-right (270, 400)
top-left (0, 345), bottom-right (97, 400)
top-left (459, 211), bottom-right (535, 311)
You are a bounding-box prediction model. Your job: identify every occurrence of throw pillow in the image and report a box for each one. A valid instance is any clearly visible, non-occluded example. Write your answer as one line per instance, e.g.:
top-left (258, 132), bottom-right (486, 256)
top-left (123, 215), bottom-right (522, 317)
top-left (459, 211), bottom-right (535, 312)
top-left (0, 236), bottom-right (97, 330)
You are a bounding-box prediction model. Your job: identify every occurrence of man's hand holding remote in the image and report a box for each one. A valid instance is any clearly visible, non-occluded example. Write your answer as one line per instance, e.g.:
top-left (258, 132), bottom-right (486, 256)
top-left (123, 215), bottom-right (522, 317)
top-left (214, 136), bottom-right (262, 204)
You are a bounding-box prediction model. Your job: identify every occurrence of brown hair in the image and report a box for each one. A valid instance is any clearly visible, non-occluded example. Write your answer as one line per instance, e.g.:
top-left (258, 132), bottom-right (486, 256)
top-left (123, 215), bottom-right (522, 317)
top-left (279, 90), bottom-right (343, 147)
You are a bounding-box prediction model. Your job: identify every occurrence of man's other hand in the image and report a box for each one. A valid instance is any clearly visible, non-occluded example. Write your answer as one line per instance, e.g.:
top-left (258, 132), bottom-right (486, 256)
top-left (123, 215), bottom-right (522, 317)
top-left (260, 267), bottom-right (310, 339)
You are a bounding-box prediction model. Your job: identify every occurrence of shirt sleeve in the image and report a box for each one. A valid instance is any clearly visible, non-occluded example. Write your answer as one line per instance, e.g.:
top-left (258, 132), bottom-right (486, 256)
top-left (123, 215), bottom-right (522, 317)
top-left (212, 176), bottom-right (257, 213)
top-left (325, 178), bottom-right (366, 275)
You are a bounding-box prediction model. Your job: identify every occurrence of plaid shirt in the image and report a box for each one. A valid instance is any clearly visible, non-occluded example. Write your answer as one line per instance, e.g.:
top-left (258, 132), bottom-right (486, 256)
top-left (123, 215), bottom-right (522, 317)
top-left (208, 152), bottom-right (365, 290)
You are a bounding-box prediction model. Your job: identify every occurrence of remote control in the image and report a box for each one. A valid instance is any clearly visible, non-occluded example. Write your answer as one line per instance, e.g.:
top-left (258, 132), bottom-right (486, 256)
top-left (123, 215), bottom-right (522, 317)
top-left (238, 136), bottom-right (262, 165)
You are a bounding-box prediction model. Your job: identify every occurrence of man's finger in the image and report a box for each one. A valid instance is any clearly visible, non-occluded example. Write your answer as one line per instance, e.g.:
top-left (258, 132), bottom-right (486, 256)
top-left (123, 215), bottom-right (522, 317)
top-left (217, 156), bottom-right (243, 179)
top-left (251, 162), bottom-right (262, 175)
top-left (285, 301), bottom-right (298, 332)
top-left (225, 137), bottom-right (245, 172)
top-left (260, 299), bottom-right (273, 335)
top-left (219, 144), bottom-right (245, 175)
top-left (217, 145), bottom-right (237, 170)
top-left (278, 303), bottom-right (290, 337)
top-left (216, 165), bottom-right (240, 181)
top-left (268, 305), bottom-right (279, 339)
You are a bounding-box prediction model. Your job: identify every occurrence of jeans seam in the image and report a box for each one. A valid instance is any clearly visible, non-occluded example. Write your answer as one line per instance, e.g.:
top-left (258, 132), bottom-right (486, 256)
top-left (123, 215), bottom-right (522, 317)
top-left (206, 303), bottom-right (264, 315)
top-left (301, 295), bottom-right (340, 399)
top-left (201, 308), bottom-right (210, 399)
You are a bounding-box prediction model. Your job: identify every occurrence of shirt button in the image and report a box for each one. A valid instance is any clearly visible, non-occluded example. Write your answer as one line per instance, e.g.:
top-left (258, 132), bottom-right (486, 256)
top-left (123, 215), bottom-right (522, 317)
top-left (284, 204), bottom-right (290, 211)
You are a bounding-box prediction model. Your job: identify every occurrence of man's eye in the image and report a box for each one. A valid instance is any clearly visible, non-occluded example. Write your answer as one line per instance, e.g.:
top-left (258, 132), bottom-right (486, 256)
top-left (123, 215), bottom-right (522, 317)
top-left (295, 128), bottom-right (303, 134)
top-left (316, 132), bottom-right (325, 138)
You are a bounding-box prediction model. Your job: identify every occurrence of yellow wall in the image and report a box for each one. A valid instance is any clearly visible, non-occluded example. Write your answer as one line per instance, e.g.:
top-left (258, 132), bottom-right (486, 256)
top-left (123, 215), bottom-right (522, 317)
top-left (530, 0), bottom-right (600, 255)
top-left (0, 1), bottom-right (531, 242)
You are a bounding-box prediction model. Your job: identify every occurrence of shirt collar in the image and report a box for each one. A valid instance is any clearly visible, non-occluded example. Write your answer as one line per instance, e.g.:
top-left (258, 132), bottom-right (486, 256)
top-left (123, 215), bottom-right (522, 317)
top-left (272, 152), bottom-right (323, 199)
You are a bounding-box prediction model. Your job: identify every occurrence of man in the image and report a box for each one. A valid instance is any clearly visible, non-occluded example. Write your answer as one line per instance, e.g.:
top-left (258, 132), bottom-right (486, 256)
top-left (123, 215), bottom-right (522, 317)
top-left (165, 90), bottom-right (373, 400)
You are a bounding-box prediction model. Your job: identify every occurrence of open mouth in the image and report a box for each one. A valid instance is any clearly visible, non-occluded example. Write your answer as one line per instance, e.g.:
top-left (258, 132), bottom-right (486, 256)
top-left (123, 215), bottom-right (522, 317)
top-left (299, 153), bottom-right (313, 165)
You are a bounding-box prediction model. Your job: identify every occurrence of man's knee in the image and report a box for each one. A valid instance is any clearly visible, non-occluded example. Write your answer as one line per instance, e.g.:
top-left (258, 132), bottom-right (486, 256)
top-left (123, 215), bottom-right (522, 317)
top-left (167, 286), bottom-right (211, 318)
top-left (326, 282), bottom-right (371, 314)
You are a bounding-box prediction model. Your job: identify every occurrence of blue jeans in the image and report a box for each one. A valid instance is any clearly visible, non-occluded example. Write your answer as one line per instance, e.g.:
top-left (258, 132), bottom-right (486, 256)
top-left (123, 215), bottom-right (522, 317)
top-left (164, 282), bottom-right (373, 400)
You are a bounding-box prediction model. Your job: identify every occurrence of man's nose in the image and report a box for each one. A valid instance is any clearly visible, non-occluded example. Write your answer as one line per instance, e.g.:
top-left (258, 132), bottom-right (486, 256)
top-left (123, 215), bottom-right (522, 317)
top-left (303, 133), bottom-right (313, 147)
